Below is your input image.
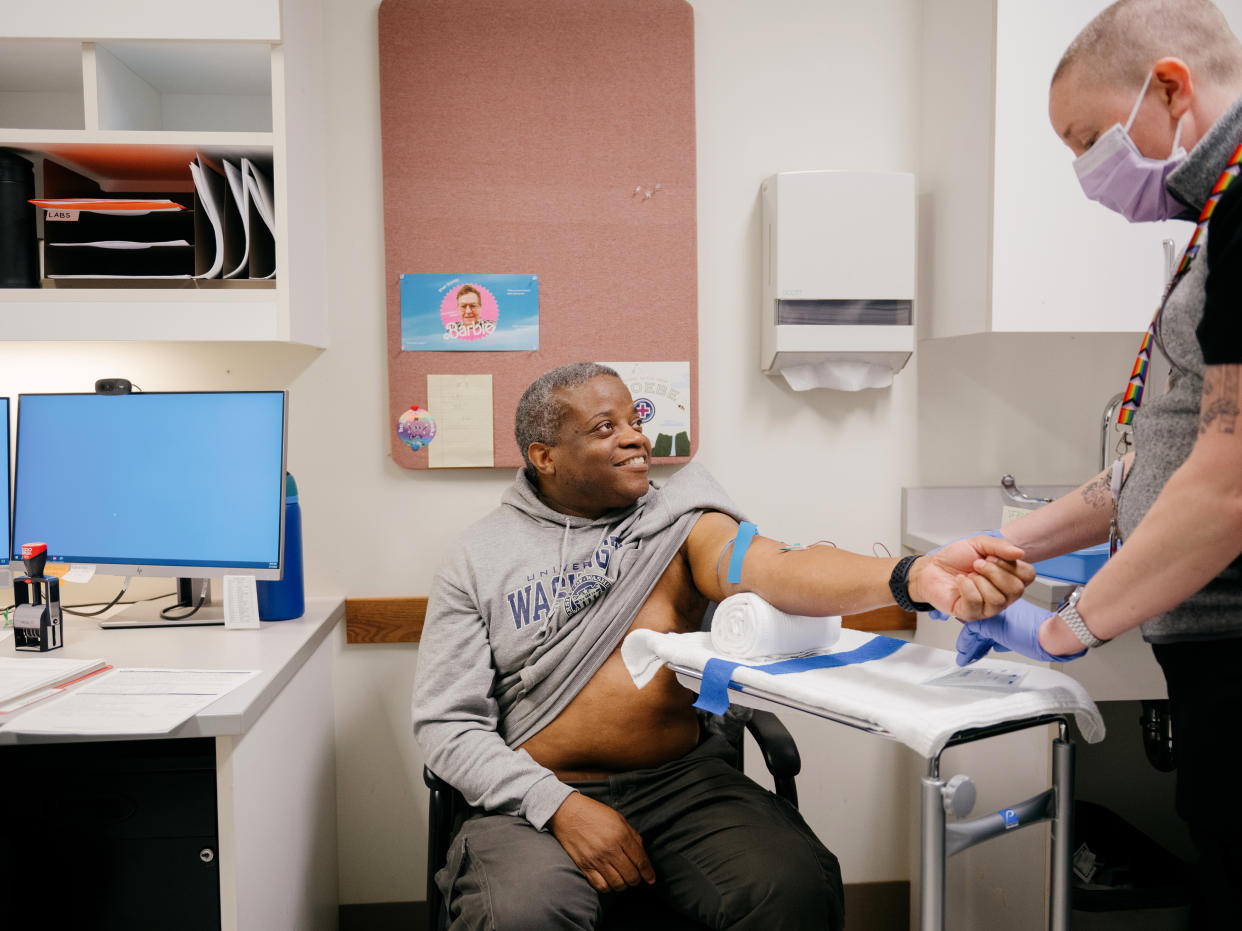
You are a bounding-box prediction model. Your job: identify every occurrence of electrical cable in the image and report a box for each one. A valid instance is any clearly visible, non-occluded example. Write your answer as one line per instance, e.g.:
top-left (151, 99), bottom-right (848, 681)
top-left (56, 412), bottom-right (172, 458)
top-left (62, 576), bottom-right (133, 617)
top-left (63, 591), bottom-right (175, 609)
top-left (3, 586), bottom-right (184, 616)
top-left (159, 577), bottom-right (210, 621)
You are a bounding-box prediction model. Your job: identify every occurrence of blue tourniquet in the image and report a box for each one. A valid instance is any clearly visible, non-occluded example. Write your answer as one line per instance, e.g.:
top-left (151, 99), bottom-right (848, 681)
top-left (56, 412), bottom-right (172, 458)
top-left (727, 522), bottom-right (758, 584)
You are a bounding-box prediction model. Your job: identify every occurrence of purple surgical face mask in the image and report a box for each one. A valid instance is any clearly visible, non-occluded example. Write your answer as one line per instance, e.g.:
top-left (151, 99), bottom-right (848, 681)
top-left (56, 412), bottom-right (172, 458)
top-left (1073, 70), bottom-right (1187, 222)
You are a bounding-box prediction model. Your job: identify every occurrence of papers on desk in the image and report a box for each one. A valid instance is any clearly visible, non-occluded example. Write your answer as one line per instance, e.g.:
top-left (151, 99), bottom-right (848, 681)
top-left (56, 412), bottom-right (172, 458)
top-left (0, 656), bottom-right (110, 713)
top-left (0, 668), bottom-right (259, 735)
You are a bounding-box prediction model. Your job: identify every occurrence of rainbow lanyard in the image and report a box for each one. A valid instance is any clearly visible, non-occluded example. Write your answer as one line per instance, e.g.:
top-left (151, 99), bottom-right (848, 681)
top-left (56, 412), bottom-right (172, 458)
top-left (1117, 141), bottom-right (1242, 426)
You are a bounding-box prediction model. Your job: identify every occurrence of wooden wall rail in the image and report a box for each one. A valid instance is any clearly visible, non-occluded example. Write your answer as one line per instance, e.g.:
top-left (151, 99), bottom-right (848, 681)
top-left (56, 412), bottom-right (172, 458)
top-left (345, 598), bottom-right (427, 643)
top-left (344, 598), bottom-right (913, 645)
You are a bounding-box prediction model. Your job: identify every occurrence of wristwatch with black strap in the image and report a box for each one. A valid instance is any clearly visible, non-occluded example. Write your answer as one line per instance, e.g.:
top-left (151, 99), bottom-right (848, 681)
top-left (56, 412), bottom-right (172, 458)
top-left (889, 555), bottom-right (934, 613)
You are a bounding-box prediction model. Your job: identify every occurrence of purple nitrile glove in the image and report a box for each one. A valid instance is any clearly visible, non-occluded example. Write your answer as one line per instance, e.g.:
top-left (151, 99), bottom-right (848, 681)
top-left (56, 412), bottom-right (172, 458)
top-left (935, 598), bottom-right (1085, 666)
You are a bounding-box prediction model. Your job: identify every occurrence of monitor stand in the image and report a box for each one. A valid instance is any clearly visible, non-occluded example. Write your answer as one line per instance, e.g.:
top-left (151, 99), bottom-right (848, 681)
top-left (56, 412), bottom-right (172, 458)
top-left (99, 578), bottom-right (225, 629)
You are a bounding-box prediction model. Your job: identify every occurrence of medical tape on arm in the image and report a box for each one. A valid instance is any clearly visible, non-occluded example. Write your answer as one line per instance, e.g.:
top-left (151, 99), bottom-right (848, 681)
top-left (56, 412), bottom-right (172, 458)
top-left (691, 636), bottom-right (906, 715)
top-left (726, 521), bottom-right (758, 584)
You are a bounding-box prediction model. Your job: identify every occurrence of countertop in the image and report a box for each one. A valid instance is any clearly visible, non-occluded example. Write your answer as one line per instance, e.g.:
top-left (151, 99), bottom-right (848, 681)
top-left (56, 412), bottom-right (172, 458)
top-left (0, 596), bottom-right (345, 743)
top-left (901, 486), bottom-right (1166, 701)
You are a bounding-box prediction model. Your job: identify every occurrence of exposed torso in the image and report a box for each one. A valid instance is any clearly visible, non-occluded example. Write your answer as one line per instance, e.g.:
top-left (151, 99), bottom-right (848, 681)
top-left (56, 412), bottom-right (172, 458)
top-left (518, 541), bottom-right (708, 778)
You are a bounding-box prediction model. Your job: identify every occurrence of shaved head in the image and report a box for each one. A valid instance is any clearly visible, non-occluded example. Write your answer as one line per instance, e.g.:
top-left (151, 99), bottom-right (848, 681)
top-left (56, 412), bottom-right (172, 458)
top-left (1053, 0), bottom-right (1242, 93)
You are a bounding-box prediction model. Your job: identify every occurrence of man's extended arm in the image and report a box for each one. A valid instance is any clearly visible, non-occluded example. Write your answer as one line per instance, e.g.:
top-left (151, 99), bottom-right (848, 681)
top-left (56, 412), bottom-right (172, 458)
top-left (1038, 364), bottom-right (1242, 653)
top-left (411, 571), bottom-right (572, 830)
top-left (683, 512), bottom-right (1034, 619)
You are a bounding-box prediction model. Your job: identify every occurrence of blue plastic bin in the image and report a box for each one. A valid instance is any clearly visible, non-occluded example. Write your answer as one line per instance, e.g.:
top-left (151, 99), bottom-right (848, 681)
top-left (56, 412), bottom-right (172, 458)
top-left (1033, 543), bottom-right (1110, 584)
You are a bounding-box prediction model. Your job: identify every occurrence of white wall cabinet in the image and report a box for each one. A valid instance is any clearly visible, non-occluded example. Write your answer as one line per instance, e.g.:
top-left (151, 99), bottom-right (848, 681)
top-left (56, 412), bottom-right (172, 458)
top-left (0, 0), bottom-right (280, 44)
top-left (915, 0), bottom-right (1242, 337)
top-left (0, 0), bottom-right (326, 346)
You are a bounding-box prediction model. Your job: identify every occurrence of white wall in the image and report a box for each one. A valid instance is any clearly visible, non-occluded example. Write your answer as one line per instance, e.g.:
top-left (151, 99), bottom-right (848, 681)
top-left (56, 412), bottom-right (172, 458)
top-left (0, 0), bottom-right (1140, 906)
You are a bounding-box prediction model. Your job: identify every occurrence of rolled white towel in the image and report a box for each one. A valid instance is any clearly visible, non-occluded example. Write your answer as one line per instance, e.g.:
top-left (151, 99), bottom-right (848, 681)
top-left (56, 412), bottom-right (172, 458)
top-left (710, 593), bottom-right (842, 659)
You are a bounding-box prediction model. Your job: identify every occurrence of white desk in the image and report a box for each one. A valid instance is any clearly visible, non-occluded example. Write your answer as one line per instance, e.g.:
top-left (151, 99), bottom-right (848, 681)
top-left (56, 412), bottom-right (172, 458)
top-left (0, 596), bottom-right (344, 931)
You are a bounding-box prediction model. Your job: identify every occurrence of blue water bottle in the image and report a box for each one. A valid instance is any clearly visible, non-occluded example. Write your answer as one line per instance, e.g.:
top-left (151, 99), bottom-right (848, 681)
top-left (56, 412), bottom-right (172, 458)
top-left (257, 472), bottom-right (305, 620)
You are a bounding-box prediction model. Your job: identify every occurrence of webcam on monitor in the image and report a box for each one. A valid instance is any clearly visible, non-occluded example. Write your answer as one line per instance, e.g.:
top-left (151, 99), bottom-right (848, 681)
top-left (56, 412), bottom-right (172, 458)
top-left (94, 378), bottom-right (134, 395)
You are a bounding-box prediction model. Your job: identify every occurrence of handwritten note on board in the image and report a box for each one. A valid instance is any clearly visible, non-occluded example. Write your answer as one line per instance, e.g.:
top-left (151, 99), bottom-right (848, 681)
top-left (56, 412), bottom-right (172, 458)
top-left (427, 374), bottom-right (495, 468)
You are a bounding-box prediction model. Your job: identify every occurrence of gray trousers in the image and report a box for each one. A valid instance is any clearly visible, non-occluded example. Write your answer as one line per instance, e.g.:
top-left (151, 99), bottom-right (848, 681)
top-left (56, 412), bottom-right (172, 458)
top-left (437, 735), bottom-right (845, 930)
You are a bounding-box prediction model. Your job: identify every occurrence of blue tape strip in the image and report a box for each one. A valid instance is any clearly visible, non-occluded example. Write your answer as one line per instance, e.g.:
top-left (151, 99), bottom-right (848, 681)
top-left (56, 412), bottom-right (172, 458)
top-left (727, 522), bottom-right (758, 584)
top-left (691, 635), bottom-right (906, 714)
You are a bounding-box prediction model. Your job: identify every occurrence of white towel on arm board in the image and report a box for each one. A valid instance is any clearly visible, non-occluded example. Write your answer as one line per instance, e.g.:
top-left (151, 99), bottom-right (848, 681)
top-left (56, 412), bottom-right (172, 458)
top-left (710, 592), bottom-right (841, 658)
top-left (621, 626), bottom-right (1105, 759)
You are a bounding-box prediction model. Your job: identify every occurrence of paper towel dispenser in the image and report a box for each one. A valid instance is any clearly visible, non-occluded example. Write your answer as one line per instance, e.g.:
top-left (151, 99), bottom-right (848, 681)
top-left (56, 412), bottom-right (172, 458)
top-left (761, 170), bottom-right (915, 390)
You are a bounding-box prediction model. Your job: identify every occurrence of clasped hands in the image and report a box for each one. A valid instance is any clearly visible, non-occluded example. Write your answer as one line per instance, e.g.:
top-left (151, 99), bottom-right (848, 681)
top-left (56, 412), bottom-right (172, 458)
top-left (906, 534), bottom-right (1035, 621)
top-left (919, 533), bottom-right (1085, 666)
top-left (912, 534), bottom-right (1085, 665)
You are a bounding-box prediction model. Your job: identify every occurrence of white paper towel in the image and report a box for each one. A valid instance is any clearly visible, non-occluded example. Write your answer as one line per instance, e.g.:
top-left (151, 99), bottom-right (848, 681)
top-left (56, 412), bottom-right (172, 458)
top-left (711, 593), bottom-right (842, 658)
top-left (780, 360), bottom-right (894, 391)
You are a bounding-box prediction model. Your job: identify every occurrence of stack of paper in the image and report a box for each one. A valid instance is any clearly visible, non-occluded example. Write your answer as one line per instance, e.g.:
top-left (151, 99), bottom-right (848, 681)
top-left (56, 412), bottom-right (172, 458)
top-left (190, 155), bottom-right (276, 280)
top-left (0, 656), bottom-right (109, 714)
top-left (1, 668), bottom-right (258, 735)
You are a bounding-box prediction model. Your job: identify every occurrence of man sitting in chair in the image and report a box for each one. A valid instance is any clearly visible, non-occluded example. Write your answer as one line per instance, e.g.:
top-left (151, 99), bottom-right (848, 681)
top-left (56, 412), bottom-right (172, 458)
top-left (413, 363), bottom-right (1034, 930)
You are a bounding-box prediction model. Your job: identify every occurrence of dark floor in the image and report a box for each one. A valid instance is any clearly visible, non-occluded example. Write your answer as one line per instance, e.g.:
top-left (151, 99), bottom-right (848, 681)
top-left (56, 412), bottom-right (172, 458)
top-left (339, 881), bottom-right (910, 931)
top-left (340, 901), bottom-right (427, 931)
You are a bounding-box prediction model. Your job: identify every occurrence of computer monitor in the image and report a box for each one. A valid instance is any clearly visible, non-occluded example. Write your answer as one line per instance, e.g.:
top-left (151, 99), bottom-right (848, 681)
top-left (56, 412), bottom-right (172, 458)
top-left (1, 397), bottom-right (9, 570)
top-left (12, 391), bottom-right (287, 624)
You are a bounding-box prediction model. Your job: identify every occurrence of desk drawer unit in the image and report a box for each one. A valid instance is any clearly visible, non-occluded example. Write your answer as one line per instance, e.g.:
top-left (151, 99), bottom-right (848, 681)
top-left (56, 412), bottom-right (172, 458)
top-left (0, 737), bottom-right (220, 929)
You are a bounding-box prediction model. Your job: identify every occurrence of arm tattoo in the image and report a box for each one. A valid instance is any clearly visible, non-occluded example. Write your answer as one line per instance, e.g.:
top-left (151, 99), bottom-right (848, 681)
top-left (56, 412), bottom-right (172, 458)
top-left (1200, 367), bottom-right (1240, 435)
top-left (1080, 470), bottom-right (1112, 509)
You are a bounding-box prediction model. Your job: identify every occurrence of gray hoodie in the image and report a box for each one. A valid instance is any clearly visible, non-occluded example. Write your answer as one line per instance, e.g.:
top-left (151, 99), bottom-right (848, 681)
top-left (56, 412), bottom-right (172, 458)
top-left (412, 462), bottom-right (743, 829)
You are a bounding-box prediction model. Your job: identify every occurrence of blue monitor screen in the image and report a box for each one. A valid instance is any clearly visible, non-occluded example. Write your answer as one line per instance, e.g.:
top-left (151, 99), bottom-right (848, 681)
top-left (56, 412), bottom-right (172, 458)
top-left (12, 392), bottom-right (286, 576)
top-left (1, 397), bottom-right (9, 567)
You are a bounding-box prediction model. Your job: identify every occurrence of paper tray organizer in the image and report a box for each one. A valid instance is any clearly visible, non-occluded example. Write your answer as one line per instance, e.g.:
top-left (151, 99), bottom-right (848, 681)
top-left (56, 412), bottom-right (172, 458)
top-left (35, 156), bottom-right (275, 283)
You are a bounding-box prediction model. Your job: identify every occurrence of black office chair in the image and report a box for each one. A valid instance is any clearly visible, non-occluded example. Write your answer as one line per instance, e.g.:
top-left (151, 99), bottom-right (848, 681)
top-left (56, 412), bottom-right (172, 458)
top-left (422, 708), bottom-right (802, 931)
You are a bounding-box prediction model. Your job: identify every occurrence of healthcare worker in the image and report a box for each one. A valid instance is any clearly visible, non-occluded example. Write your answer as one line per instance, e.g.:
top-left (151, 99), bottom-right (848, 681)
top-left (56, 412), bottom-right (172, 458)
top-left (950, 1), bottom-right (1242, 924)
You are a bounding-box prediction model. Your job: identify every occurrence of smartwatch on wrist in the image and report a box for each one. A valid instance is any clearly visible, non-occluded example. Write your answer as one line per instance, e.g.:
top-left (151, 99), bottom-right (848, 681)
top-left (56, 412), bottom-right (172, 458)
top-left (1056, 587), bottom-right (1108, 649)
top-left (889, 555), bottom-right (934, 613)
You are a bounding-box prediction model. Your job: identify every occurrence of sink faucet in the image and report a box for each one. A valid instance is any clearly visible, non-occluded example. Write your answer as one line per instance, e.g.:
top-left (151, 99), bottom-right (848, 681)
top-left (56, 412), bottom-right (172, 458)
top-left (1002, 392), bottom-right (1133, 507)
top-left (1000, 475), bottom-right (1053, 506)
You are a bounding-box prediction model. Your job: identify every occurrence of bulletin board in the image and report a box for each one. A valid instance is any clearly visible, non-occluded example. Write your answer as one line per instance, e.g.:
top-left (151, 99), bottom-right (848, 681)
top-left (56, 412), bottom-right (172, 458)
top-left (378, 0), bottom-right (699, 469)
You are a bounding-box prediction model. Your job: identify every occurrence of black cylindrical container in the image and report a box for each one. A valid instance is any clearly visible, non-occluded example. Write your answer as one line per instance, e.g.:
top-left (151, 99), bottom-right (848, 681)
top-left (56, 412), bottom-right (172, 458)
top-left (0, 148), bottom-right (39, 288)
